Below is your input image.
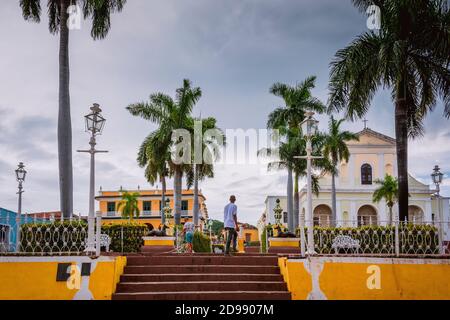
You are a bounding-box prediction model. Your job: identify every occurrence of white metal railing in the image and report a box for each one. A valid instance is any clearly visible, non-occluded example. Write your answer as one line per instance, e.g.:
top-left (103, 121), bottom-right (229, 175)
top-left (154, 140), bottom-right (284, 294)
top-left (296, 220), bottom-right (450, 256)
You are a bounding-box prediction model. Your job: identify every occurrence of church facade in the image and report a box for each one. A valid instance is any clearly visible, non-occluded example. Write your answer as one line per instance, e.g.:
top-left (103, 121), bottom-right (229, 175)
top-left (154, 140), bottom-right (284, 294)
top-left (261, 128), bottom-right (449, 239)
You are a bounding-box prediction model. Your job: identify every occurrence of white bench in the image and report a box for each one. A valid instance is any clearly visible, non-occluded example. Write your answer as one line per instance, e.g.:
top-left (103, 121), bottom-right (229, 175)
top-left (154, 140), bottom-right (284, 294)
top-left (85, 234), bottom-right (111, 252)
top-left (331, 235), bottom-right (360, 254)
top-left (99, 234), bottom-right (111, 252)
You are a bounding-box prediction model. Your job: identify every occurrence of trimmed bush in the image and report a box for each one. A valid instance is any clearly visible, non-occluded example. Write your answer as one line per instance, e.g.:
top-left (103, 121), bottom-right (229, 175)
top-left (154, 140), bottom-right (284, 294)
top-left (246, 241), bottom-right (261, 247)
top-left (193, 231), bottom-right (211, 253)
top-left (295, 224), bottom-right (439, 254)
top-left (20, 221), bottom-right (148, 254)
top-left (102, 223), bottom-right (147, 253)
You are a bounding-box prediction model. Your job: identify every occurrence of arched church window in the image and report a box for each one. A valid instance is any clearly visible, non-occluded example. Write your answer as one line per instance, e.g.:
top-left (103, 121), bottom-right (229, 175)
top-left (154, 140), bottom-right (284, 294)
top-left (361, 163), bottom-right (372, 185)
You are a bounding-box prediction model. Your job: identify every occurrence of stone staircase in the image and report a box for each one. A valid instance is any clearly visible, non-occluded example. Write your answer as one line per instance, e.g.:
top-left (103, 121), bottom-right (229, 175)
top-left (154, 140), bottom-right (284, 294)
top-left (113, 252), bottom-right (291, 300)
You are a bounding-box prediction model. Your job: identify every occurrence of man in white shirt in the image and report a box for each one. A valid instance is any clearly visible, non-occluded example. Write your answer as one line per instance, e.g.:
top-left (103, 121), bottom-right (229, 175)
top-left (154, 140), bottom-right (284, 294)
top-left (224, 195), bottom-right (239, 255)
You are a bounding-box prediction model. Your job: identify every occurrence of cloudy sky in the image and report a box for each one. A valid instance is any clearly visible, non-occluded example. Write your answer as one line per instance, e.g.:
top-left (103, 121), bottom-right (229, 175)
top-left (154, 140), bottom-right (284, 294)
top-left (0, 0), bottom-right (449, 225)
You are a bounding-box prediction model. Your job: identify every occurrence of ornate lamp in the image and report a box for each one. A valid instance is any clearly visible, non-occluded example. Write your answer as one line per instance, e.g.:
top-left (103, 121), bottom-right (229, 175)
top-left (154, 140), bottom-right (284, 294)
top-left (84, 103), bottom-right (106, 135)
top-left (15, 162), bottom-right (27, 183)
top-left (301, 111), bottom-right (319, 138)
top-left (431, 165), bottom-right (443, 187)
top-left (273, 199), bottom-right (283, 225)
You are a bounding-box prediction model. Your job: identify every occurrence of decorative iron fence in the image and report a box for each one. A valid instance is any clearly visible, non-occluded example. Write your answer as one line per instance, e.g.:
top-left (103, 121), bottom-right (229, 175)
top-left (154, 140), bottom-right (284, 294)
top-left (0, 213), bottom-right (149, 256)
top-left (297, 220), bottom-right (449, 256)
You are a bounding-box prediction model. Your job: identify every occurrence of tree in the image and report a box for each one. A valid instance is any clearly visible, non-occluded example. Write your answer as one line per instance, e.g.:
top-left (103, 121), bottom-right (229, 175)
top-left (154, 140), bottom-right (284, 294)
top-left (127, 79), bottom-right (202, 225)
top-left (137, 131), bottom-right (172, 223)
top-left (328, 0), bottom-right (450, 221)
top-left (186, 117), bottom-right (224, 227)
top-left (210, 219), bottom-right (224, 236)
top-left (322, 116), bottom-right (359, 225)
top-left (20, 0), bottom-right (127, 218)
top-left (118, 191), bottom-right (140, 222)
top-left (373, 174), bottom-right (399, 224)
top-left (266, 76), bottom-right (325, 230)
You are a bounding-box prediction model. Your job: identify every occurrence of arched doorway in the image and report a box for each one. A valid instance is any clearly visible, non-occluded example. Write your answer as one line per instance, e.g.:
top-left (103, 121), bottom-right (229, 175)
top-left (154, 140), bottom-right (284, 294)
top-left (357, 205), bottom-right (377, 226)
top-left (313, 204), bottom-right (332, 226)
top-left (408, 205), bottom-right (424, 224)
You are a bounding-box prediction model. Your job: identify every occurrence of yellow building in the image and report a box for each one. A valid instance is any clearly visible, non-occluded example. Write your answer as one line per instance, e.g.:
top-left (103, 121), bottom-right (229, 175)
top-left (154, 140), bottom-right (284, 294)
top-left (96, 189), bottom-right (208, 229)
top-left (262, 128), bottom-right (449, 238)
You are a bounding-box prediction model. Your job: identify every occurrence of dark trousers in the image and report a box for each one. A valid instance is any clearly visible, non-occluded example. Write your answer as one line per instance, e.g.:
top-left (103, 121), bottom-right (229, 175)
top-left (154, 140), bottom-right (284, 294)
top-left (225, 227), bottom-right (238, 253)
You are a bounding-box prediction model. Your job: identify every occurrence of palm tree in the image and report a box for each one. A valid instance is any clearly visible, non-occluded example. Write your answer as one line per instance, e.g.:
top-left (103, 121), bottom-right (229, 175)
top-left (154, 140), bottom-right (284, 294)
top-left (322, 116), bottom-right (359, 225)
top-left (187, 117), bottom-right (224, 227)
top-left (20, 0), bottom-right (127, 218)
top-left (118, 191), bottom-right (140, 222)
top-left (127, 79), bottom-right (202, 225)
top-left (328, 0), bottom-right (450, 221)
top-left (267, 76), bottom-right (325, 230)
top-left (137, 131), bottom-right (172, 223)
top-left (373, 174), bottom-right (399, 224)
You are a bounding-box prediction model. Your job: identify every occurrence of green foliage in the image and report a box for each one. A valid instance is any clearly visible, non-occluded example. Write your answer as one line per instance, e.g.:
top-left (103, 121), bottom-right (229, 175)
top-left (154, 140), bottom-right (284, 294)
top-left (101, 223), bottom-right (147, 253)
top-left (246, 241), bottom-right (261, 247)
top-left (261, 226), bottom-right (270, 253)
top-left (296, 224), bottom-right (439, 254)
top-left (20, 220), bottom-right (88, 254)
top-left (193, 231), bottom-right (211, 253)
top-left (209, 219), bottom-right (224, 236)
top-left (373, 174), bottom-right (399, 209)
top-left (20, 221), bottom-right (147, 254)
top-left (118, 191), bottom-right (140, 221)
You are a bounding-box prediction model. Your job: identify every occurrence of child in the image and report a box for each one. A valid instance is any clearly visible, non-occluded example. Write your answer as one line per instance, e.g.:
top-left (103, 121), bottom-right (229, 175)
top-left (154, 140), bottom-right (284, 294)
top-left (183, 221), bottom-right (195, 253)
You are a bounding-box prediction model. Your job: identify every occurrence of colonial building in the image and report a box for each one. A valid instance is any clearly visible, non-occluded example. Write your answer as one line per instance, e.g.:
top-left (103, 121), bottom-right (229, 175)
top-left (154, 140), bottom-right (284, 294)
top-left (261, 128), bottom-right (449, 238)
top-left (96, 189), bottom-right (209, 230)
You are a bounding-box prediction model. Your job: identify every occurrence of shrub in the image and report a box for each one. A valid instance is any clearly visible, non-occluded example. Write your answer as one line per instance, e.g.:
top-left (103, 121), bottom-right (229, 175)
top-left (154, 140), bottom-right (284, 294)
top-left (295, 224), bottom-right (439, 254)
top-left (101, 223), bottom-right (147, 253)
top-left (20, 220), bottom-right (88, 254)
top-left (20, 221), bottom-right (148, 254)
top-left (246, 241), bottom-right (261, 247)
top-left (193, 231), bottom-right (211, 253)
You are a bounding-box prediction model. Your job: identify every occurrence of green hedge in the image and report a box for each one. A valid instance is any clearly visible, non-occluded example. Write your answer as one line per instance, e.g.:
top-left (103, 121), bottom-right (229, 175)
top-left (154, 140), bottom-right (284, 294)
top-left (246, 241), bottom-right (261, 247)
top-left (20, 221), bottom-right (148, 254)
top-left (20, 220), bottom-right (88, 254)
top-left (193, 231), bottom-right (211, 253)
top-left (102, 223), bottom-right (147, 253)
top-left (295, 224), bottom-right (439, 254)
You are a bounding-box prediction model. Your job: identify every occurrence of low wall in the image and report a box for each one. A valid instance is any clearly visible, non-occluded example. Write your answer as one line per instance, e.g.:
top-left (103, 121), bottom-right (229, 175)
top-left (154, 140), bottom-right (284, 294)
top-left (278, 256), bottom-right (450, 300)
top-left (0, 255), bottom-right (126, 300)
top-left (143, 236), bottom-right (175, 246)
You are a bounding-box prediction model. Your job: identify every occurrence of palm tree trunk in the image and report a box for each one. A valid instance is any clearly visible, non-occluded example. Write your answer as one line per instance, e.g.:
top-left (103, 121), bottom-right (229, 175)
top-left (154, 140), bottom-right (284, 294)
top-left (331, 173), bottom-right (337, 226)
top-left (293, 172), bottom-right (299, 230)
top-left (174, 166), bottom-right (182, 225)
top-left (161, 175), bottom-right (166, 224)
top-left (193, 164), bottom-right (200, 227)
top-left (388, 205), bottom-right (393, 225)
top-left (395, 84), bottom-right (409, 222)
top-left (287, 167), bottom-right (294, 231)
top-left (58, 0), bottom-right (73, 219)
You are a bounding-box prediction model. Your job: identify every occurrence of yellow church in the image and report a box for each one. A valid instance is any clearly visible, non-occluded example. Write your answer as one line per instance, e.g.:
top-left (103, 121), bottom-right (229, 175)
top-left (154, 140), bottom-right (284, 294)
top-left (262, 128), bottom-right (449, 235)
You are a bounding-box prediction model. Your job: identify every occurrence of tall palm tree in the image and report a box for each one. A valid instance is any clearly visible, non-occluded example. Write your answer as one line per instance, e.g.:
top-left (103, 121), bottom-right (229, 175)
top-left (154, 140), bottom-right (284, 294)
top-left (118, 191), bottom-right (140, 222)
top-left (20, 0), bottom-right (127, 218)
top-left (127, 79), bottom-right (202, 225)
top-left (137, 131), bottom-right (172, 223)
top-left (373, 174), bottom-right (399, 224)
top-left (267, 76), bottom-right (325, 230)
top-left (322, 116), bottom-right (359, 225)
top-left (328, 0), bottom-right (450, 221)
top-left (187, 117), bottom-right (224, 227)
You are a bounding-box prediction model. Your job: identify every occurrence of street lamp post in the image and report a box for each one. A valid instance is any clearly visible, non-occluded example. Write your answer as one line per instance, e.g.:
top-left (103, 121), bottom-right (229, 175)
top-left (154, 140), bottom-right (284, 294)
top-left (295, 111), bottom-right (321, 255)
top-left (431, 165), bottom-right (445, 254)
top-left (77, 103), bottom-right (107, 255)
top-left (15, 162), bottom-right (27, 252)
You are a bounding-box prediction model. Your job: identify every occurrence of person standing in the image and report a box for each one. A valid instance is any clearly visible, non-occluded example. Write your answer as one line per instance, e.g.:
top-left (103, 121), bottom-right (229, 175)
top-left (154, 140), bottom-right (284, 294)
top-left (224, 195), bottom-right (239, 255)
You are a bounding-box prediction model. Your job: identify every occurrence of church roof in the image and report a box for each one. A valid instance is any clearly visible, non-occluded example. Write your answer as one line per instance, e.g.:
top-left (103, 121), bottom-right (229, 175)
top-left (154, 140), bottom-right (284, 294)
top-left (356, 127), bottom-right (396, 145)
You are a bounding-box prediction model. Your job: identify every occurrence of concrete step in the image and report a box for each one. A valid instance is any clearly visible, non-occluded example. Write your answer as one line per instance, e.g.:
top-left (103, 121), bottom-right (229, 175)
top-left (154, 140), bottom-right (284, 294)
top-left (120, 273), bottom-right (284, 283)
top-left (112, 291), bottom-right (291, 300)
top-left (116, 281), bottom-right (287, 293)
top-left (126, 256), bottom-right (278, 266)
top-left (268, 246), bottom-right (301, 254)
top-left (245, 246), bottom-right (261, 253)
top-left (123, 265), bottom-right (280, 274)
top-left (140, 246), bottom-right (174, 253)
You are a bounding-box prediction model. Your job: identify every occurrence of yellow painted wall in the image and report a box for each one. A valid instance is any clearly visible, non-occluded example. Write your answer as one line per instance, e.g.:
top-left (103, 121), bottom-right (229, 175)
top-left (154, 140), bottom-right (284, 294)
top-left (0, 256), bottom-right (126, 300)
top-left (281, 257), bottom-right (450, 300)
